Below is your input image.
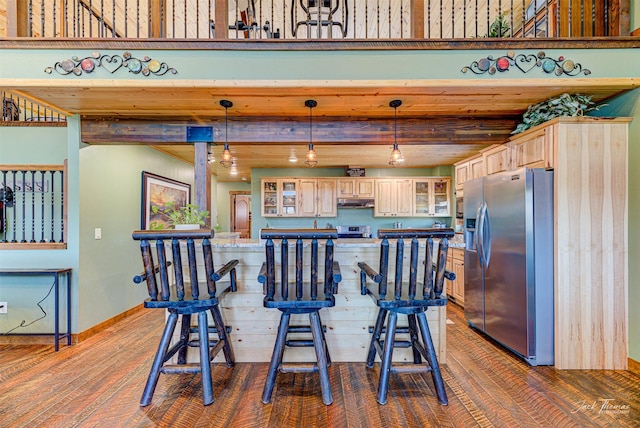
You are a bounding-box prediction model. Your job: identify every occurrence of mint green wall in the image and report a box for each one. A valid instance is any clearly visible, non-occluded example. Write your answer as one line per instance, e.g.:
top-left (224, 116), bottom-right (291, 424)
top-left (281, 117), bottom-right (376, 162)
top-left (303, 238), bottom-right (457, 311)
top-left (216, 181), bottom-right (252, 232)
top-left (592, 88), bottom-right (640, 362)
top-left (2, 48), bottom-right (639, 81)
top-left (250, 166), bottom-right (454, 237)
top-left (77, 144), bottom-right (197, 332)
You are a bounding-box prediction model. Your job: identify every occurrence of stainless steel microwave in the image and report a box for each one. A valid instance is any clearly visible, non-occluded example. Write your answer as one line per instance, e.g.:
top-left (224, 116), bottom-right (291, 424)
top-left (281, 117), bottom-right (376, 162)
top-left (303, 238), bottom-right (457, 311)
top-left (455, 197), bottom-right (463, 219)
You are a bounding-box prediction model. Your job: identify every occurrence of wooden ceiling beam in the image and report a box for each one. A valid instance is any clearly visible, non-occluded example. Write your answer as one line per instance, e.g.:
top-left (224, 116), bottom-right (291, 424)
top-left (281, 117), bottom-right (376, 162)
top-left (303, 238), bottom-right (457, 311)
top-left (81, 117), bottom-right (518, 146)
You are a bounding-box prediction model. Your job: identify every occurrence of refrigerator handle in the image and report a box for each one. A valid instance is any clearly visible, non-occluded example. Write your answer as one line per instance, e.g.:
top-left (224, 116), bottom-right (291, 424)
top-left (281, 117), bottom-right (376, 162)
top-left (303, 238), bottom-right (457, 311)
top-left (475, 202), bottom-right (485, 266)
top-left (482, 203), bottom-right (491, 268)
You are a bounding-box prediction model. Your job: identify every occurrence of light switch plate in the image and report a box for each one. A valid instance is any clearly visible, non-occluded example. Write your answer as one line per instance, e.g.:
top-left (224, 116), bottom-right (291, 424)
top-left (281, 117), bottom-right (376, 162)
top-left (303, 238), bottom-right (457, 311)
top-left (94, 228), bottom-right (102, 240)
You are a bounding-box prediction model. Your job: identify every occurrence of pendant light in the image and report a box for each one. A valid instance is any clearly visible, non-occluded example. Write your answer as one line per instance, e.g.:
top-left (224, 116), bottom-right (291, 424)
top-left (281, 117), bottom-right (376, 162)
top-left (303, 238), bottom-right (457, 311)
top-left (220, 99), bottom-right (233, 168)
top-left (388, 99), bottom-right (404, 167)
top-left (304, 99), bottom-right (318, 168)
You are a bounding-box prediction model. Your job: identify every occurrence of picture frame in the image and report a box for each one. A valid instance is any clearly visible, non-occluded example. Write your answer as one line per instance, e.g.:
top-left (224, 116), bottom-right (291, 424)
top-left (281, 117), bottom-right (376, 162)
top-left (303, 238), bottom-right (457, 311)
top-left (141, 171), bottom-right (191, 230)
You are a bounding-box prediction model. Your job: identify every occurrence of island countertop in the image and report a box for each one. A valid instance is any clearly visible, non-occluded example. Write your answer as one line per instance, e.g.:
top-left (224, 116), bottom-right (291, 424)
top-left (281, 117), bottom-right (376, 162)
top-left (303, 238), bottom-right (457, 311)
top-left (211, 236), bottom-right (465, 249)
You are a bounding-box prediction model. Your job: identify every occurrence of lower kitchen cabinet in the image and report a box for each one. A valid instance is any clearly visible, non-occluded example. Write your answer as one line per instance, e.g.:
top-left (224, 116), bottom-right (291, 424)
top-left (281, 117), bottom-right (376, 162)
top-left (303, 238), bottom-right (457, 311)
top-left (447, 248), bottom-right (464, 306)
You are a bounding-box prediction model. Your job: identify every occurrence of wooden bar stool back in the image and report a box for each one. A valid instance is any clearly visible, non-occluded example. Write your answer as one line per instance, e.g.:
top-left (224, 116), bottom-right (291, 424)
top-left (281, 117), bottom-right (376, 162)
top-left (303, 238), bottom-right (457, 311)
top-left (132, 229), bottom-right (239, 407)
top-left (258, 229), bottom-right (342, 405)
top-left (358, 228), bottom-right (455, 405)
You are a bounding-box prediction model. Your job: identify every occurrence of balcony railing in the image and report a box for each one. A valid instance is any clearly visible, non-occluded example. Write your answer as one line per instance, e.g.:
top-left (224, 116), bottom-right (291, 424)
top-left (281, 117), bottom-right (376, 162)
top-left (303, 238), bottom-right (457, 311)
top-left (2, 91), bottom-right (67, 123)
top-left (0, 163), bottom-right (68, 249)
top-left (1, 0), bottom-right (629, 40)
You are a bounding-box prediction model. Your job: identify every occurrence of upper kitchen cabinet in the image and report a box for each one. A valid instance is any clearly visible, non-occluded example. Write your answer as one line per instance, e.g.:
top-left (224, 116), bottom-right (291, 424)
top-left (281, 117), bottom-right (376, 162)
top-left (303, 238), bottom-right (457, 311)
top-left (336, 178), bottom-right (375, 198)
top-left (509, 125), bottom-right (554, 170)
top-left (299, 178), bottom-right (337, 217)
top-left (374, 178), bottom-right (413, 217)
top-left (453, 161), bottom-right (469, 193)
top-left (455, 155), bottom-right (484, 196)
top-left (413, 178), bottom-right (451, 217)
top-left (482, 144), bottom-right (511, 176)
top-left (261, 178), bottom-right (300, 217)
top-left (469, 157), bottom-right (485, 180)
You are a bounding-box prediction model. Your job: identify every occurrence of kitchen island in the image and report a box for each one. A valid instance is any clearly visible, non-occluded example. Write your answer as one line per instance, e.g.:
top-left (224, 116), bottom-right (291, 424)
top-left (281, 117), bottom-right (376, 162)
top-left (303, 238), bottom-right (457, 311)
top-left (194, 236), bottom-right (456, 364)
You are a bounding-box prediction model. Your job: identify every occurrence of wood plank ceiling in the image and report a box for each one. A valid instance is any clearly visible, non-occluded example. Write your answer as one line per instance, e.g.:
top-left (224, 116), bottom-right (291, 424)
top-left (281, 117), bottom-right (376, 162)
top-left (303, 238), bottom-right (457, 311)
top-left (8, 76), bottom-right (637, 181)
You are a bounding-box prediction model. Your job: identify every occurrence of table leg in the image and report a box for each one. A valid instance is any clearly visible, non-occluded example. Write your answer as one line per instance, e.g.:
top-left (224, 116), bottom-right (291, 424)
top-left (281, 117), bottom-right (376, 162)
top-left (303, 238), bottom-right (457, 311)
top-left (66, 271), bottom-right (71, 346)
top-left (54, 273), bottom-right (59, 351)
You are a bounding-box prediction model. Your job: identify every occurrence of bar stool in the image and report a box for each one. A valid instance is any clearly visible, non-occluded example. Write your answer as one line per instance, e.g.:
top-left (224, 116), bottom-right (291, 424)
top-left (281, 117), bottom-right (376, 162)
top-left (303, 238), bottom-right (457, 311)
top-left (258, 229), bottom-right (342, 405)
top-left (132, 229), bottom-right (239, 406)
top-left (358, 228), bottom-right (455, 405)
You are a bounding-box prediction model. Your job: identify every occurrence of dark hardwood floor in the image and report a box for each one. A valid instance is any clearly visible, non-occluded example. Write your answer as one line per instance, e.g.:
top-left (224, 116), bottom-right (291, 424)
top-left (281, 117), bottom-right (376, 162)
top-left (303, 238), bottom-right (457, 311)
top-left (0, 303), bottom-right (638, 427)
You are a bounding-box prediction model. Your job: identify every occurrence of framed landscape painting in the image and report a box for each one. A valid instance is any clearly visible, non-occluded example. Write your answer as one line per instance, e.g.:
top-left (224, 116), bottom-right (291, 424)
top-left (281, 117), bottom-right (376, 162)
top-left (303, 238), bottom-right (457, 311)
top-left (141, 171), bottom-right (191, 229)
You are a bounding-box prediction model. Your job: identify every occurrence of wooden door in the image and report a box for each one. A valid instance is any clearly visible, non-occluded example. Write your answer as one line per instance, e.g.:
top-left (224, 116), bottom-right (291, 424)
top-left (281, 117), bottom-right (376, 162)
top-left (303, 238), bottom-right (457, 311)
top-left (231, 193), bottom-right (251, 238)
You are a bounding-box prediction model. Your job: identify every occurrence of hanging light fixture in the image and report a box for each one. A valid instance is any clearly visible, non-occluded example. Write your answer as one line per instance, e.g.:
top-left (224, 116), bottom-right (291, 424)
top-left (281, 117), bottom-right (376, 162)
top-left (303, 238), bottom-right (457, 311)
top-left (388, 99), bottom-right (404, 167)
top-left (220, 100), bottom-right (233, 168)
top-left (304, 99), bottom-right (318, 168)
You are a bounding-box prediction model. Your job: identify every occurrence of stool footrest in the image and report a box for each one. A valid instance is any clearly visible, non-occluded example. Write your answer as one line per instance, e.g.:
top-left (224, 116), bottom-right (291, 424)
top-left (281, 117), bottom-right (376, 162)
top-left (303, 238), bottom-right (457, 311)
top-left (377, 339), bottom-right (412, 348)
top-left (288, 325), bottom-right (327, 333)
top-left (161, 364), bottom-right (206, 375)
top-left (279, 364), bottom-right (319, 374)
top-left (391, 365), bottom-right (432, 374)
top-left (189, 325), bottom-right (232, 334)
top-left (368, 325), bottom-right (410, 334)
top-left (286, 339), bottom-right (315, 347)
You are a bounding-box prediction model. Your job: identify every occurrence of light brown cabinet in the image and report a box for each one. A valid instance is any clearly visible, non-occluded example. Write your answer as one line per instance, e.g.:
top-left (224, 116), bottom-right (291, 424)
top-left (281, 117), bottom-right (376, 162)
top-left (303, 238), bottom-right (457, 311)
top-left (455, 155), bottom-right (484, 195)
top-left (446, 248), bottom-right (464, 306)
top-left (482, 144), bottom-right (511, 176)
top-left (452, 249), bottom-right (464, 304)
top-left (336, 178), bottom-right (375, 198)
top-left (261, 178), bottom-right (300, 217)
top-left (413, 178), bottom-right (451, 217)
top-left (316, 179), bottom-right (337, 217)
top-left (453, 162), bottom-right (468, 192)
top-left (469, 156), bottom-right (484, 180)
top-left (262, 178), bottom-right (336, 218)
top-left (510, 126), bottom-right (554, 170)
top-left (374, 178), bottom-right (413, 217)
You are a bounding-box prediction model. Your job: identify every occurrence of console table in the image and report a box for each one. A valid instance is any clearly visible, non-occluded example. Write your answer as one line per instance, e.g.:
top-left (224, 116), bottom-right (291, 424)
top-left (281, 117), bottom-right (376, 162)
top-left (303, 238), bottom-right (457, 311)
top-left (0, 268), bottom-right (72, 351)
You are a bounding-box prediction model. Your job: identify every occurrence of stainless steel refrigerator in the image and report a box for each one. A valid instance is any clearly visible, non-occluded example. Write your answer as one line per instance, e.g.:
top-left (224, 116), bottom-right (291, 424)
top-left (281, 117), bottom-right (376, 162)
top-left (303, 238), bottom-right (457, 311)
top-left (463, 167), bottom-right (554, 366)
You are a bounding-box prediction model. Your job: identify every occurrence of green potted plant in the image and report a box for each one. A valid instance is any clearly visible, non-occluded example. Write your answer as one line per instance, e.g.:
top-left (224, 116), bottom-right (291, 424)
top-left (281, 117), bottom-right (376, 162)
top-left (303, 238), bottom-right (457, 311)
top-left (512, 93), bottom-right (603, 134)
top-left (150, 202), bottom-right (209, 230)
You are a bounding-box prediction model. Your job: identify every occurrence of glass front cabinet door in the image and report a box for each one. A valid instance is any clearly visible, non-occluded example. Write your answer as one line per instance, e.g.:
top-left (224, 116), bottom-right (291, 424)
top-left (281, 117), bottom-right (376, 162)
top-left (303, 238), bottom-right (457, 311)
top-left (432, 178), bottom-right (451, 216)
top-left (413, 178), bottom-right (451, 217)
top-left (262, 179), bottom-right (299, 217)
top-left (413, 179), bottom-right (431, 215)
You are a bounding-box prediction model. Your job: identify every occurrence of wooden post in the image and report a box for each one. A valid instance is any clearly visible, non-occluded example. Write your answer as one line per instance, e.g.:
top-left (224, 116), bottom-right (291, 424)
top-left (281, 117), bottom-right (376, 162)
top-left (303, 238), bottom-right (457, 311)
top-left (410, 0), bottom-right (424, 39)
top-left (194, 142), bottom-right (211, 228)
top-left (214, 0), bottom-right (228, 39)
top-left (149, 0), bottom-right (166, 38)
top-left (6, 0), bottom-right (30, 37)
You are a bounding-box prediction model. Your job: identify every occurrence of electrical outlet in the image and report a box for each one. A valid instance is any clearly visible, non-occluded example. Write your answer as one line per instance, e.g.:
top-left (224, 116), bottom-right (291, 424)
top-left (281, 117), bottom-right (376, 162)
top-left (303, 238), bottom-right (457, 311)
top-left (94, 228), bottom-right (102, 240)
top-left (0, 302), bottom-right (7, 314)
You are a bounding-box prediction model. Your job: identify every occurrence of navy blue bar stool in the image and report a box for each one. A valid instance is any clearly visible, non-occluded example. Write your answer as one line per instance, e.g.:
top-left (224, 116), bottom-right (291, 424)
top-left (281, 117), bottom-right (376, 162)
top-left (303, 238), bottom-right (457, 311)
top-left (132, 229), bottom-right (239, 406)
top-left (258, 229), bottom-right (342, 405)
top-left (358, 228), bottom-right (455, 405)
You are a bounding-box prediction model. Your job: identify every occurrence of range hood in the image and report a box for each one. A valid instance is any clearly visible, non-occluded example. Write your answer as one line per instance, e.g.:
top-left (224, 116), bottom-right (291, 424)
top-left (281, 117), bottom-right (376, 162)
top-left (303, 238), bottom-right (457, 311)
top-left (337, 198), bottom-right (375, 208)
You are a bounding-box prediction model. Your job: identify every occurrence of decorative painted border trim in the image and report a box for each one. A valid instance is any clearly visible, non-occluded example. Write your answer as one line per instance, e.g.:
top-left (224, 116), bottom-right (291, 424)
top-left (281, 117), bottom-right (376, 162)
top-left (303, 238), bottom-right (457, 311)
top-left (461, 51), bottom-right (590, 76)
top-left (44, 51), bottom-right (177, 76)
